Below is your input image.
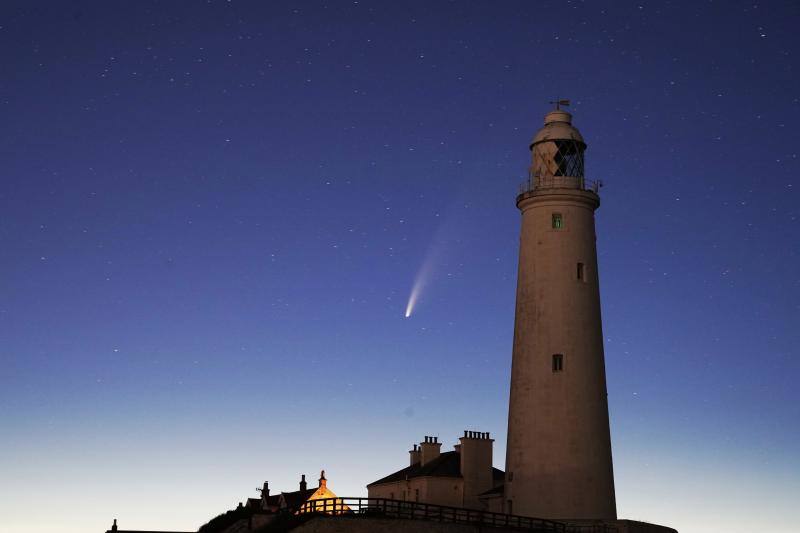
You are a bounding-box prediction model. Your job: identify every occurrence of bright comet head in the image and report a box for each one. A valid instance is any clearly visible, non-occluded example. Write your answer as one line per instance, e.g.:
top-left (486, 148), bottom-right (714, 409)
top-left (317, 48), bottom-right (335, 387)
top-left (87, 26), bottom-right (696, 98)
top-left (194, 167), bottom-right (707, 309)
top-left (404, 284), bottom-right (419, 318)
top-left (404, 266), bottom-right (427, 318)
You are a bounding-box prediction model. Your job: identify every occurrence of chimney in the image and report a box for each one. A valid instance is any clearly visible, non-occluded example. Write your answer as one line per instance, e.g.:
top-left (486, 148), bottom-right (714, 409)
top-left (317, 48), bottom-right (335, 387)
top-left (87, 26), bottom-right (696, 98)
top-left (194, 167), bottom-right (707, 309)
top-left (419, 435), bottom-right (441, 466)
top-left (409, 443), bottom-right (421, 466)
top-left (459, 430), bottom-right (494, 509)
top-left (262, 481), bottom-right (270, 498)
top-left (111, 519), bottom-right (118, 532)
top-left (300, 474), bottom-right (307, 491)
top-left (319, 470), bottom-right (327, 490)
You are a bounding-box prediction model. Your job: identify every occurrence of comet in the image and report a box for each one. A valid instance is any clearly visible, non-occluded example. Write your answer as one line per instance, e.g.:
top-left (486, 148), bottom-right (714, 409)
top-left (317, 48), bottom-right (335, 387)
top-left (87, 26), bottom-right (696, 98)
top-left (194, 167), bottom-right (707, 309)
top-left (404, 266), bottom-right (428, 318)
top-left (404, 263), bottom-right (431, 318)
top-left (404, 286), bottom-right (419, 318)
top-left (403, 198), bottom-right (467, 318)
top-left (404, 220), bottom-right (449, 318)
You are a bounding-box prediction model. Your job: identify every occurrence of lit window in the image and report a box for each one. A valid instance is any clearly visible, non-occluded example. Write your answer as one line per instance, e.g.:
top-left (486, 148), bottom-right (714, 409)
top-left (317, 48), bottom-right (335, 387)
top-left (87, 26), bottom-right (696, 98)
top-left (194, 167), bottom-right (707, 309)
top-left (577, 262), bottom-right (584, 281)
top-left (552, 213), bottom-right (563, 229)
top-left (552, 353), bottom-right (564, 372)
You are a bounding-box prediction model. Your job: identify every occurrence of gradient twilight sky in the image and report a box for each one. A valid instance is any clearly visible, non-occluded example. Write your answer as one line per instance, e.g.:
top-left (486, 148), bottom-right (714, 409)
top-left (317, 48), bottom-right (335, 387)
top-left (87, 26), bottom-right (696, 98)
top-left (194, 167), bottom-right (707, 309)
top-left (1, 2), bottom-right (799, 533)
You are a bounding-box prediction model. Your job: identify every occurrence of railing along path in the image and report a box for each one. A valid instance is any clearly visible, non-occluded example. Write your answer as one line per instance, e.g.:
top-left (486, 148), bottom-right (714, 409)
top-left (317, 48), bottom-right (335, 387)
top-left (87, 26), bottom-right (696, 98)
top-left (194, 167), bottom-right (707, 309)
top-left (291, 497), bottom-right (616, 533)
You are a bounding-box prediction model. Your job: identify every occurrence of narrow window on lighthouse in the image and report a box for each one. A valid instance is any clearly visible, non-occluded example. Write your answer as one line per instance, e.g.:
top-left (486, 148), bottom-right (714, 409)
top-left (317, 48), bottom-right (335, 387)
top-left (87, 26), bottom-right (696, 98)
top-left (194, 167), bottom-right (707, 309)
top-left (552, 353), bottom-right (564, 372)
top-left (577, 262), bottom-right (585, 281)
top-left (552, 213), bottom-right (563, 229)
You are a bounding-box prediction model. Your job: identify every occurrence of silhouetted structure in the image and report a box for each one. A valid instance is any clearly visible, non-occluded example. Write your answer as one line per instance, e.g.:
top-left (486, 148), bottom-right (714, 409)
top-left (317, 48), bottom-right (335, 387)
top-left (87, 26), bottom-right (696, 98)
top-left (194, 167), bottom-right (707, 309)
top-left (197, 471), bottom-right (347, 532)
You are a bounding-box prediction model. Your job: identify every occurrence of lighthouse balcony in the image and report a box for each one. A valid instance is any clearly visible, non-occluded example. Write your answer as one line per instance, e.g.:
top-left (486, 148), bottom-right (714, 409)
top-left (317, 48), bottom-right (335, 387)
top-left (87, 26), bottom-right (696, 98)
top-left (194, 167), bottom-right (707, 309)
top-left (519, 174), bottom-right (602, 195)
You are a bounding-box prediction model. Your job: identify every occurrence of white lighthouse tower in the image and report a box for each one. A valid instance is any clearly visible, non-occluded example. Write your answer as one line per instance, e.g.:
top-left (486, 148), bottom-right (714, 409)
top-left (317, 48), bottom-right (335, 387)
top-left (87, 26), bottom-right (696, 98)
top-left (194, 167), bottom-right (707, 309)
top-left (504, 102), bottom-right (617, 520)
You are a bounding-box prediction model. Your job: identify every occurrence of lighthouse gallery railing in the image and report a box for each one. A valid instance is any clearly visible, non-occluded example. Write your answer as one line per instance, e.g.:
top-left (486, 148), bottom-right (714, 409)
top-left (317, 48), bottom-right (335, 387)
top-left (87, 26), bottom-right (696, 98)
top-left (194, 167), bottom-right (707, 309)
top-left (519, 175), bottom-right (603, 195)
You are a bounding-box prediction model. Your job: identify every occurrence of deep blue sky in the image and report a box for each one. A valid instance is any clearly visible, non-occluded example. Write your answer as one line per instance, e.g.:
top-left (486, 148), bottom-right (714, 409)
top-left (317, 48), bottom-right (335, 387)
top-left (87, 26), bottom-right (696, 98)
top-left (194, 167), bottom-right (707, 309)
top-left (1, 2), bottom-right (798, 533)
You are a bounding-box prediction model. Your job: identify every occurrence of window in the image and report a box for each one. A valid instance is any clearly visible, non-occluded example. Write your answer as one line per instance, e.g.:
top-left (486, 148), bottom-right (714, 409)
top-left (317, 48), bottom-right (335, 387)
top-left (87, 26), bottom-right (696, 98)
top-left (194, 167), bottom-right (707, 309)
top-left (577, 262), bottom-right (584, 281)
top-left (552, 353), bottom-right (564, 372)
top-left (552, 213), bottom-right (563, 229)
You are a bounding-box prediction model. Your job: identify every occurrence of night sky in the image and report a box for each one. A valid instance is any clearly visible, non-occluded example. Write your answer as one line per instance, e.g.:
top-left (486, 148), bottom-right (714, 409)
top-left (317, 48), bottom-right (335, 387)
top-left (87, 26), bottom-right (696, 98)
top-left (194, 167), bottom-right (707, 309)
top-left (2, 2), bottom-right (799, 533)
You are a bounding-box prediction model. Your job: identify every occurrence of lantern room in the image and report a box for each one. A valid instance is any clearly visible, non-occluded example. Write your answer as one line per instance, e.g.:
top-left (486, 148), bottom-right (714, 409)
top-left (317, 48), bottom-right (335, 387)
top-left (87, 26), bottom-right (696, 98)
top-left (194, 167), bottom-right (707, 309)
top-left (527, 106), bottom-right (589, 191)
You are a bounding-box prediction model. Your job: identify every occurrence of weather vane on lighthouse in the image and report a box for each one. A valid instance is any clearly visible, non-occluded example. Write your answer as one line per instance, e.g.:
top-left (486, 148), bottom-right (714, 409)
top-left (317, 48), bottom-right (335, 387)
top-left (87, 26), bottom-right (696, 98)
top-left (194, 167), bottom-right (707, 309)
top-left (549, 98), bottom-right (571, 110)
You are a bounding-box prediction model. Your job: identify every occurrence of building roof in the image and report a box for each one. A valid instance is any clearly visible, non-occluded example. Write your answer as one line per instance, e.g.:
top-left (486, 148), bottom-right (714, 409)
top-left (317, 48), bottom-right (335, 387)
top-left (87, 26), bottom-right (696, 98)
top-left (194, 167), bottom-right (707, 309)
top-left (279, 487), bottom-right (319, 508)
top-left (245, 498), bottom-right (261, 509)
top-left (367, 451), bottom-right (505, 487)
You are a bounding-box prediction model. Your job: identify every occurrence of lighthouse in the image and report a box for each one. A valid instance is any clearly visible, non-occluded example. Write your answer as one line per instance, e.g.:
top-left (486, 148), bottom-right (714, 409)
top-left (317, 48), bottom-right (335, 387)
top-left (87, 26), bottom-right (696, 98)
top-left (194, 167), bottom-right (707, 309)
top-left (504, 103), bottom-right (617, 520)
